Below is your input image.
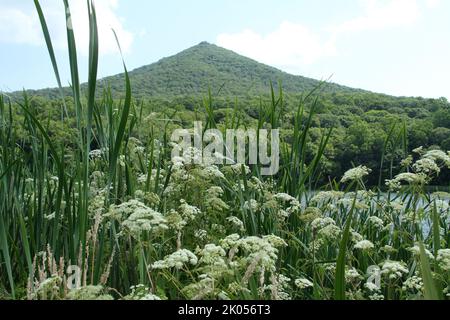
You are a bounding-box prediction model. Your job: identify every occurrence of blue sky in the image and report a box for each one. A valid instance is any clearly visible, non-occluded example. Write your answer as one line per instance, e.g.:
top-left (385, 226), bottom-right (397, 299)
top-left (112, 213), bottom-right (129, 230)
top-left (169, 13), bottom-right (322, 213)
top-left (0, 0), bottom-right (449, 99)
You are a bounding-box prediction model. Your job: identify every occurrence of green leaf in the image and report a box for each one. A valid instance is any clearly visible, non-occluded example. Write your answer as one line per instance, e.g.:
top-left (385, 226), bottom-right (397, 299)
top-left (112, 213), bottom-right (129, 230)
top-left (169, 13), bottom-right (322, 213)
top-left (0, 212), bottom-right (15, 298)
top-left (431, 202), bottom-right (441, 256)
top-left (419, 241), bottom-right (442, 300)
top-left (334, 197), bottom-right (357, 300)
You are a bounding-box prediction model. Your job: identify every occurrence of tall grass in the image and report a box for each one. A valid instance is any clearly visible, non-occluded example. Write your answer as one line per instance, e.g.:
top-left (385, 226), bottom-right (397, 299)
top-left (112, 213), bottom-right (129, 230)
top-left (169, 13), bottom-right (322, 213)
top-left (0, 1), bottom-right (448, 301)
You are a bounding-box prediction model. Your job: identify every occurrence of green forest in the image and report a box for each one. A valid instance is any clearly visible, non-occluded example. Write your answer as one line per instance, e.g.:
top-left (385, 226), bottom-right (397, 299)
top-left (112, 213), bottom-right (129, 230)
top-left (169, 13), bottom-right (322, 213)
top-left (9, 41), bottom-right (450, 187)
top-left (1, 1), bottom-right (449, 302)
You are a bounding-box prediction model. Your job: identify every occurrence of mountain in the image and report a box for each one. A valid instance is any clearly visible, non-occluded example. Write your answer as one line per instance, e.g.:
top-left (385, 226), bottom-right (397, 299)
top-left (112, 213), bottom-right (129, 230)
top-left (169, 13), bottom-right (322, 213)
top-left (5, 41), bottom-right (450, 184)
top-left (20, 41), bottom-right (363, 100)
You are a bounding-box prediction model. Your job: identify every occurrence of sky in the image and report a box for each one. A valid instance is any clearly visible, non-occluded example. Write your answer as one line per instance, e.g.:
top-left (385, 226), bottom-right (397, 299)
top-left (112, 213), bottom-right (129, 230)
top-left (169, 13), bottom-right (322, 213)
top-left (0, 0), bottom-right (449, 99)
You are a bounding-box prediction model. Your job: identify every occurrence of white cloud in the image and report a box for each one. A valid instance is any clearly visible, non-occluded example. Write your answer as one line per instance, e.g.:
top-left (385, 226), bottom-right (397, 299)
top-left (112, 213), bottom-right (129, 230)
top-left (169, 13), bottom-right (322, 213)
top-left (0, 7), bottom-right (42, 45)
top-left (425, 0), bottom-right (441, 8)
top-left (217, 22), bottom-right (337, 70)
top-left (0, 0), bottom-right (133, 56)
top-left (331, 0), bottom-right (421, 34)
top-left (216, 0), bottom-right (440, 72)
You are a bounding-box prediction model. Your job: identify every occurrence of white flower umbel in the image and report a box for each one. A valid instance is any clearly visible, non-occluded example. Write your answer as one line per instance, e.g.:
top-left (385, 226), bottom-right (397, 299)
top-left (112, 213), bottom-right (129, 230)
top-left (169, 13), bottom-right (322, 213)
top-left (231, 235), bottom-right (288, 279)
top-left (367, 216), bottom-right (384, 229)
top-left (354, 240), bottom-right (375, 251)
top-left (311, 217), bottom-right (341, 241)
top-left (273, 193), bottom-right (301, 217)
top-left (274, 193), bottom-right (296, 203)
top-left (122, 209), bottom-right (168, 238)
top-left (402, 276), bottom-right (424, 293)
top-left (385, 173), bottom-right (428, 190)
top-left (243, 199), bottom-right (259, 212)
top-left (408, 245), bottom-right (433, 259)
top-left (198, 244), bottom-right (227, 266)
top-left (226, 216), bottom-right (245, 232)
top-left (151, 249), bottom-right (198, 270)
top-left (364, 282), bottom-right (380, 292)
top-left (436, 249), bottom-right (450, 271)
top-left (341, 166), bottom-right (372, 183)
top-left (124, 285), bottom-right (162, 300)
top-left (311, 217), bottom-right (335, 230)
top-left (179, 200), bottom-right (201, 221)
top-left (413, 158), bottom-right (440, 174)
top-left (67, 285), bottom-right (113, 300)
top-left (294, 278), bottom-right (313, 290)
top-left (311, 191), bottom-right (344, 204)
top-left (345, 267), bottom-right (362, 284)
top-left (423, 149), bottom-right (450, 168)
top-left (380, 261), bottom-right (409, 280)
top-left (107, 200), bottom-right (168, 238)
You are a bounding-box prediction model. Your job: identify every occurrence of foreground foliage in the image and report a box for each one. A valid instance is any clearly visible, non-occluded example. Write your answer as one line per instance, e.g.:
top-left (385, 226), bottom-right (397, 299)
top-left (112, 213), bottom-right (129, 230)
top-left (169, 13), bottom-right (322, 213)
top-left (0, 0), bottom-right (449, 301)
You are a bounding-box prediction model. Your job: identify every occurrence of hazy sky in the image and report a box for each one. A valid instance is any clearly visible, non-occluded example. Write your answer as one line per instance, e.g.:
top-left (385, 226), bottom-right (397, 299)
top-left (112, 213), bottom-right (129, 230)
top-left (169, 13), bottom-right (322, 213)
top-left (0, 0), bottom-right (449, 99)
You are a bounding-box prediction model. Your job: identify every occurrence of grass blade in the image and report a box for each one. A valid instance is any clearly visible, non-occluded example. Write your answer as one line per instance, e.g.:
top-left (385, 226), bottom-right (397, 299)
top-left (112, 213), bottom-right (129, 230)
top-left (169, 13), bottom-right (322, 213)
top-left (0, 211), bottom-right (15, 298)
top-left (334, 197), bottom-right (357, 300)
top-left (419, 241), bottom-right (442, 300)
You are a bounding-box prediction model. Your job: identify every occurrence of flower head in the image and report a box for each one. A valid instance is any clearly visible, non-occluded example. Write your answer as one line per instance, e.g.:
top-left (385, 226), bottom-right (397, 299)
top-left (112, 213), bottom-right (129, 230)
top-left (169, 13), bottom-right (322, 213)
top-left (341, 166), bottom-right (372, 183)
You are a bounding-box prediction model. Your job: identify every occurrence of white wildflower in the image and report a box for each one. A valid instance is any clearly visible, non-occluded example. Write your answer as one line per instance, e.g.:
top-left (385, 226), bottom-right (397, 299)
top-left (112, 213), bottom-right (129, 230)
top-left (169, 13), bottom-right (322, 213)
top-left (423, 149), bottom-right (450, 167)
top-left (125, 285), bottom-right (162, 300)
top-left (89, 149), bottom-right (104, 159)
top-left (311, 217), bottom-right (336, 230)
top-left (402, 276), bottom-right (423, 293)
top-left (243, 199), bottom-right (259, 212)
top-left (341, 166), bottom-right (371, 183)
top-left (67, 285), bottom-right (113, 300)
top-left (230, 163), bottom-right (251, 175)
top-left (388, 199), bottom-right (404, 212)
top-left (311, 218), bottom-right (341, 240)
top-left (226, 216), bottom-right (245, 232)
top-left (367, 216), bottom-right (384, 229)
top-left (107, 200), bottom-right (168, 238)
top-left (219, 234), bottom-right (241, 250)
top-left (151, 249), bottom-right (198, 270)
top-left (413, 158), bottom-right (440, 174)
top-left (194, 229), bottom-right (208, 240)
top-left (179, 200), bottom-right (201, 221)
top-left (318, 224), bottom-right (341, 240)
top-left (294, 278), bottom-right (314, 289)
top-left (381, 245), bottom-right (397, 254)
top-left (201, 165), bottom-right (225, 180)
top-left (386, 173), bottom-right (428, 190)
top-left (207, 186), bottom-right (224, 198)
top-left (311, 191), bottom-right (344, 204)
top-left (345, 268), bottom-right (362, 283)
top-left (351, 231), bottom-right (364, 243)
top-left (198, 244), bottom-right (227, 266)
top-left (408, 245), bottom-right (433, 259)
top-left (45, 212), bottom-right (56, 221)
top-left (368, 293), bottom-right (384, 300)
top-left (238, 235), bottom-right (287, 273)
top-left (436, 249), bottom-right (450, 271)
top-left (365, 282), bottom-right (380, 292)
top-left (354, 240), bottom-right (375, 251)
top-left (274, 193), bottom-right (296, 203)
top-left (183, 276), bottom-right (215, 300)
top-left (140, 293), bottom-right (162, 300)
top-left (380, 261), bottom-right (409, 280)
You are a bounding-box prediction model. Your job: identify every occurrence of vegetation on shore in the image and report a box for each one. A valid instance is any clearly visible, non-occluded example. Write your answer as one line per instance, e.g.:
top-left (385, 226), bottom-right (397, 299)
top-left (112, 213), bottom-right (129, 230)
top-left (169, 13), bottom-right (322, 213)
top-left (0, 0), bottom-right (449, 300)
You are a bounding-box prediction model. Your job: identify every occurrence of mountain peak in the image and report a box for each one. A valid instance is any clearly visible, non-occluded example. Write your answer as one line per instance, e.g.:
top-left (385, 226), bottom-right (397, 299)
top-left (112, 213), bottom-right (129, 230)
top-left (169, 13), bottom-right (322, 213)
top-left (18, 42), bottom-right (359, 99)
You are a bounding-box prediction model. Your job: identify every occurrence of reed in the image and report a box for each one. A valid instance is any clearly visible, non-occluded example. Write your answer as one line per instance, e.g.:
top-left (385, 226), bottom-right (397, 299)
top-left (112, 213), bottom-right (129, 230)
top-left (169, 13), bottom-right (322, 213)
top-left (0, 1), bottom-right (448, 301)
